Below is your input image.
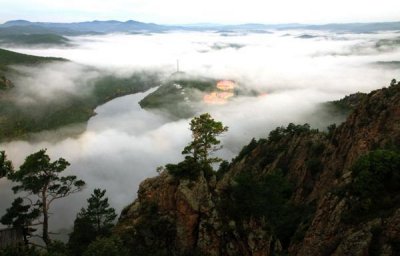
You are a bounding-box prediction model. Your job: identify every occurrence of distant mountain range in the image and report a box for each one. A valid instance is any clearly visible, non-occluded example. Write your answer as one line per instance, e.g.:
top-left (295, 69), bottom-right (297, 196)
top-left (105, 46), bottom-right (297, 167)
top-left (1, 19), bottom-right (400, 35)
top-left (0, 19), bottom-right (399, 47)
top-left (0, 20), bottom-right (176, 35)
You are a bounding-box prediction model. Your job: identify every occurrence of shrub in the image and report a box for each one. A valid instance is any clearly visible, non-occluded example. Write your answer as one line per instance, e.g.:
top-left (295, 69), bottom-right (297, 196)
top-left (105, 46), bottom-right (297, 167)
top-left (119, 202), bottom-right (176, 256)
top-left (326, 124), bottom-right (337, 139)
top-left (166, 156), bottom-right (203, 180)
top-left (234, 138), bottom-right (258, 162)
top-left (306, 158), bottom-right (323, 176)
top-left (217, 160), bottom-right (230, 180)
top-left (220, 170), bottom-right (302, 246)
top-left (0, 246), bottom-right (40, 256)
top-left (310, 142), bottom-right (325, 156)
top-left (343, 150), bottom-right (400, 222)
top-left (83, 236), bottom-right (129, 256)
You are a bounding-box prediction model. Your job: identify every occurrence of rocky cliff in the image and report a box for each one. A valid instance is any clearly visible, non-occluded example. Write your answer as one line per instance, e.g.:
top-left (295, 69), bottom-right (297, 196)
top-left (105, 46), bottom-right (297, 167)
top-left (116, 82), bottom-right (400, 256)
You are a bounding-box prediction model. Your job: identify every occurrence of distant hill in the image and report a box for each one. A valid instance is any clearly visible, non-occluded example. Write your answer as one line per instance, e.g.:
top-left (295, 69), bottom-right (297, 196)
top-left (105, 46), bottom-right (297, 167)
top-left (1, 20), bottom-right (177, 34)
top-left (1, 20), bottom-right (400, 35)
top-left (0, 33), bottom-right (70, 47)
top-left (139, 76), bottom-right (259, 119)
top-left (140, 76), bottom-right (217, 118)
top-left (0, 48), bottom-right (162, 141)
top-left (297, 21), bottom-right (400, 33)
top-left (0, 48), bottom-right (66, 66)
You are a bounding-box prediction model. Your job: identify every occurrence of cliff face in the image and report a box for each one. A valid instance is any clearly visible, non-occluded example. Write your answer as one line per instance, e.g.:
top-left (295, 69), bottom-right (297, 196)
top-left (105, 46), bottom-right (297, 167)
top-left (116, 83), bottom-right (400, 256)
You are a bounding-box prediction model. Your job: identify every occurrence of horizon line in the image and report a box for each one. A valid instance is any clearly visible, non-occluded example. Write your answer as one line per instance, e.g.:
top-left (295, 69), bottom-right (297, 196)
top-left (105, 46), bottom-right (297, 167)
top-left (1, 19), bottom-right (400, 27)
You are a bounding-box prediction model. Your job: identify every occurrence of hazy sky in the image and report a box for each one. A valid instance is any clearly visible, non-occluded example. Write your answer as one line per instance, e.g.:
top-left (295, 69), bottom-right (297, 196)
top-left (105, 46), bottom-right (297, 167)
top-left (0, 0), bottom-right (399, 24)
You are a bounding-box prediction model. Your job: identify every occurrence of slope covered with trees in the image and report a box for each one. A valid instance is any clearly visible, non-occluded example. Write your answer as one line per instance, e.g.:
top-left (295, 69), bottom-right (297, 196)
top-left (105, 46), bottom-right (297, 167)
top-left (116, 80), bottom-right (400, 255)
top-left (1, 80), bottom-right (399, 255)
top-left (0, 48), bottom-right (161, 141)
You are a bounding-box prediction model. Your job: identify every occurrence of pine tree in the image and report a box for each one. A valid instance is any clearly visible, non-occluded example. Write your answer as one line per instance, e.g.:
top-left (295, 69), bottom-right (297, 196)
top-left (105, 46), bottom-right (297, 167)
top-left (85, 189), bottom-right (117, 234)
top-left (2, 149), bottom-right (85, 247)
top-left (0, 151), bottom-right (13, 178)
top-left (182, 113), bottom-right (228, 165)
top-left (68, 189), bottom-right (117, 256)
top-left (0, 197), bottom-right (40, 245)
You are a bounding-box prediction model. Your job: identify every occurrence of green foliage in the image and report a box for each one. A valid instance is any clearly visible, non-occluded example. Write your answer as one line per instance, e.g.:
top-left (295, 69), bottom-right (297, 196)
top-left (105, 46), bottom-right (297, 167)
top-left (166, 156), bottom-right (204, 180)
top-left (182, 113), bottom-right (228, 165)
top-left (139, 78), bottom-right (216, 118)
top-left (83, 236), bottom-right (129, 256)
top-left (118, 202), bottom-right (176, 256)
top-left (268, 123), bottom-right (315, 143)
top-left (268, 127), bottom-right (287, 143)
top-left (92, 73), bottom-right (159, 102)
top-left (0, 48), bottom-right (66, 66)
top-left (291, 202), bottom-right (317, 244)
top-left (343, 150), bottom-right (400, 222)
top-left (0, 245), bottom-right (41, 256)
top-left (0, 64), bottom-right (160, 141)
top-left (258, 146), bottom-right (282, 168)
top-left (327, 92), bottom-right (367, 115)
top-left (326, 123), bottom-right (337, 139)
top-left (306, 158), bottom-right (323, 176)
top-left (234, 138), bottom-right (258, 162)
top-left (0, 197), bottom-right (40, 244)
top-left (45, 240), bottom-right (69, 256)
top-left (68, 189), bottom-right (117, 256)
top-left (168, 113), bottom-right (227, 180)
top-left (216, 160), bottom-right (230, 180)
top-left (84, 189), bottom-right (116, 233)
top-left (0, 48), bottom-right (161, 141)
top-left (0, 151), bottom-right (13, 177)
top-left (9, 150), bottom-right (85, 198)
top-left (3, 149), bottom-right (85, 246)
top-left (221, 170), bottom-right (309, 248)
top-left (68, 215), bottom-right (96, 256)
top-left (286, 123), bottom-right (314, 134)
top-left (223, 170), bottom-right (293, 220)
top-left (309, 141), bottom-right (325, 156)
top-left (0, 34), bottom-right (70, 46)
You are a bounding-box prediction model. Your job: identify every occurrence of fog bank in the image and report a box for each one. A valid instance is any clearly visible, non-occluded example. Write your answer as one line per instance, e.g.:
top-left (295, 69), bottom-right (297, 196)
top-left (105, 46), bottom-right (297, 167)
top-left (1, 30), bottom-right (399, 232)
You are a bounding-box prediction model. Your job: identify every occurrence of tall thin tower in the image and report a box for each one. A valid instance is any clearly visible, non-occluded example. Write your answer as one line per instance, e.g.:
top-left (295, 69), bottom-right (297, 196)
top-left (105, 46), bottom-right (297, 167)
top-left (176, 59), bottom-right (180, 72)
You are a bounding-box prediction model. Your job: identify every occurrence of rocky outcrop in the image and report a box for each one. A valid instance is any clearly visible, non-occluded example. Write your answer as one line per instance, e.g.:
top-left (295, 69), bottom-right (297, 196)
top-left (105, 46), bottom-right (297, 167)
top-left (116, 82), bottom-right (400, 255)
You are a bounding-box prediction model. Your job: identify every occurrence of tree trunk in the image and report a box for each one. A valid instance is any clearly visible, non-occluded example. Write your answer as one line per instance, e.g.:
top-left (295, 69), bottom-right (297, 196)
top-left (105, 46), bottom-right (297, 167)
top-left (42, 190), bottom-right (50, 247)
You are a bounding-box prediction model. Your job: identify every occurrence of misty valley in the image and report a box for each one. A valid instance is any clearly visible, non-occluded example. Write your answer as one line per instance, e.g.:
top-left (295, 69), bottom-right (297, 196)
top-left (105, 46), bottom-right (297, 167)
top-left (0, 20), bottom-right (400, 255)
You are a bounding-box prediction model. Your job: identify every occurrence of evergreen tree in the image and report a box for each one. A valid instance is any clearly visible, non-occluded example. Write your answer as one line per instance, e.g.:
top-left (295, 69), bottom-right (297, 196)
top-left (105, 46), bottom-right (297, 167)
top-left (85, 188), bottom-right (117, 234)
top-left (0, 151), bottom-right (13, 178)
top-left (68, 214), bottom-right (96, 256)
top-left (2, 149), bottom-right (85, 247)
top-left (0, 197), bottom-right (40, 245)
top-left (68, 189), bottom-right (117, 256)
top-left (182, 113), bottom-right (228, 165)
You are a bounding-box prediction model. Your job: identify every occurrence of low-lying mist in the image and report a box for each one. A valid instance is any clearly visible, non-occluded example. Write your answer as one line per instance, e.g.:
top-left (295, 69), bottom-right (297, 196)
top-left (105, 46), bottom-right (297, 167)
top-left (1, 29), bottom-right (400, 233)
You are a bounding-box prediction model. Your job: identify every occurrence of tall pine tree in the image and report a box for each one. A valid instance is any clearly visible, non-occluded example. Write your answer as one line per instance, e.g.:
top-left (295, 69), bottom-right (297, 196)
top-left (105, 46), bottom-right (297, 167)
top-left (68, 189), bottom-right (117, 256)
top-left (182, 113), bottom-right (228, 165)
top-left (2, 149), bottom-right (85, 247)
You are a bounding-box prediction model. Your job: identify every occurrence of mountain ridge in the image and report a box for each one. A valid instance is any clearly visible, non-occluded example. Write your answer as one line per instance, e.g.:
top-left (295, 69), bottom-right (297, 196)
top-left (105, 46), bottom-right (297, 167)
top-left (2, 20), bottom-right (400, 34)
top-left (115, 81), bottom-right (400, 255)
